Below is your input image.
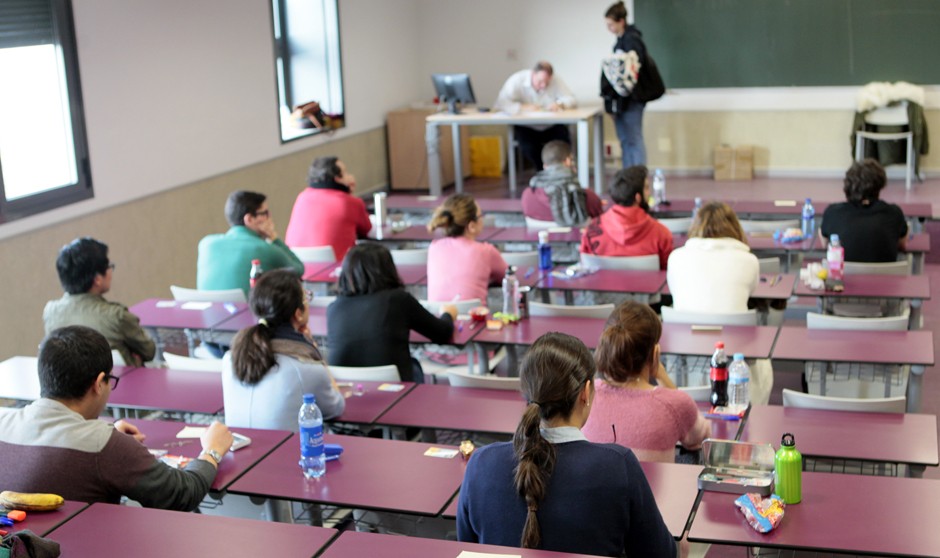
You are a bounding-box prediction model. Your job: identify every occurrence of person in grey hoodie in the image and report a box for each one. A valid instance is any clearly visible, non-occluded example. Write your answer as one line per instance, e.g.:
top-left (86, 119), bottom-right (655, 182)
top-left (521, 140), bottom-right (604, 225)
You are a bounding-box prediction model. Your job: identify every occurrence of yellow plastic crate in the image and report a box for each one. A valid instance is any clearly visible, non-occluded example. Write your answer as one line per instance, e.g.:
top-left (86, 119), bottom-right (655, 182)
top-left (469, 136), bottom-right (504, 178)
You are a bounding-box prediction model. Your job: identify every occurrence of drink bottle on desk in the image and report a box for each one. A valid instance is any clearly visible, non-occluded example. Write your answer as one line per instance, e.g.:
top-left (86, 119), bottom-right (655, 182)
top-left (775, 433), bottom-right (802, 504)
top-left (652, 168), bottom-right (667, 207)
top-left (728, 353), bottom-right (751, 411)
top-left (249, 259), bottom-right (263, 290)
top-left (801, 198), bottom-right (815, 239)
top-left (693, 197), bottom-right (703, 219)
top-left (826, 234), bottom-right (844, 281)
top-left (538, 230), bottom-right (553, 272)
top-left (501, 266), bottom-right (520, 317)
top-left (299, 393), bottom-right (326, 479)
top-left (710, 342), bottom-right (729, 407)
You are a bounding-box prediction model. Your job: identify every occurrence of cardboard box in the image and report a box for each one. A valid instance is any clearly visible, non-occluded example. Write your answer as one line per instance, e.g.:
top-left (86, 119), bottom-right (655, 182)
top-left (714, 144), bottom-right (754, 180)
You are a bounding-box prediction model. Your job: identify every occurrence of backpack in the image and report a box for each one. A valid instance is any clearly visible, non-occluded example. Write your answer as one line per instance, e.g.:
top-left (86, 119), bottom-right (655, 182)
top-left (548, 183), bottom-right (590, 226)
top-left (600, 51), bottom-right (665, 112)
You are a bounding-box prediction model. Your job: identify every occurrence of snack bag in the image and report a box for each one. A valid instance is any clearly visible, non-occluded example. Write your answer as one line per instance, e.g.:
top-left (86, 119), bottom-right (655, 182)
top-left (734, 493), bottom-right (785, 533)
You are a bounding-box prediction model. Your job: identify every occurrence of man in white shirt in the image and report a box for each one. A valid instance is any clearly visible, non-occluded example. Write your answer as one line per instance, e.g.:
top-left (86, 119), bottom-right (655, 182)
top-left (493, 61), bottom-right (577, 170)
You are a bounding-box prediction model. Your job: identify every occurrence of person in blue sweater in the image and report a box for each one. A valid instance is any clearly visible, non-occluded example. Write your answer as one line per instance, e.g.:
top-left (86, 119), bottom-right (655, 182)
top-left (457, 332), bottom-right (676, 557)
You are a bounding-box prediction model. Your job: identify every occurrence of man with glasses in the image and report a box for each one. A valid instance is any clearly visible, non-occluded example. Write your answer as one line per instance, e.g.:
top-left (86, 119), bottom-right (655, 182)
top-left (0, 326), bottom-right (234, 510)
top-left (44, 237), bottom-right (155, 366)
top-left (197, 190), bottom-right (304, 296)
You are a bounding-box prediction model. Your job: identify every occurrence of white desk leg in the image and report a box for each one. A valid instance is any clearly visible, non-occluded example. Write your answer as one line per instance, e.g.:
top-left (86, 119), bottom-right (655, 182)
top-left (907, 364), bottom-right (925, 413)
top-left (910, 299), bottom-right (923, 330)
top-left (452, 123), bottom-right (464, 194)
top-left (592, 113), bottom-right (604, 195)
top-left (577, 119), bottom-right (589, 192)
top-left (508, 126), bottom-right (517, 196)
top-left (426, 122), bottom-right (443, 197)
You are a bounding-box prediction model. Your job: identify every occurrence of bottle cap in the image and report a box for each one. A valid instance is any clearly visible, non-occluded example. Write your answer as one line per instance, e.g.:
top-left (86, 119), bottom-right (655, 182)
top-left (830, 234), bottom-right (840, 243)
top-left (506, 265), bottom-right (516, 276)
top-left (733, 353), bottom-right (745, 361)
top-left (805, 197), bottom-right (812, 203)
top-left (715, 341), bottom-right (724, 348)
top-left (538, 230), bottom-right (549, 243)
top-left (252, 259), bottom-right (261, 265)
top-left (781, 432), bottom-right (795, 447)
top-left (303, 393), bottom-right (315, 404)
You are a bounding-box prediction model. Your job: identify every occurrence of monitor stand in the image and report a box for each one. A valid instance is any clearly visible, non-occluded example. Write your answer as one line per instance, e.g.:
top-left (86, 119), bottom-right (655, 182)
top-left (447, 100), bottom-right (460, 114)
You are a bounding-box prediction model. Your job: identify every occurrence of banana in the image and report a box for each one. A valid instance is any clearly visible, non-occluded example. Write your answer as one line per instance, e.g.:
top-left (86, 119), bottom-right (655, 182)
top-left (0, 491), bottom-right (65, 511)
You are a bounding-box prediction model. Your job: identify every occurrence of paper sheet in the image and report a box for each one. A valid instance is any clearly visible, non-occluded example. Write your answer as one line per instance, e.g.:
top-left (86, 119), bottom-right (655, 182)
top-left (456, 552), bottom-right (522, 558)
top-left (378, 383), bottom-right (405, 392)
top-left (424, 447), bottom-right (459, 459)
top-left (180, 301), bottom-right (212, 310)
top-left (155, 300), bottom-right (178, 308)
top-left (773, 200), bottom-right (797, 207)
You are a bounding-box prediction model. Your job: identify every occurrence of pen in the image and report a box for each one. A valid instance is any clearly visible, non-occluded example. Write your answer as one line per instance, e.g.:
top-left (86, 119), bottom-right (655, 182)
top-left (769, 274), bottom-right (782, 287)
top-left (705, 414), bottom-right (742, 421)
top-left (524, 267), bottom-right (534, 279)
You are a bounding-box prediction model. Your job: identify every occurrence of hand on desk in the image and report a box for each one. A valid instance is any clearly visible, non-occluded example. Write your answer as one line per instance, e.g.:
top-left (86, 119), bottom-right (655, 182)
top-left (115, 419), bottom-right (147, 443)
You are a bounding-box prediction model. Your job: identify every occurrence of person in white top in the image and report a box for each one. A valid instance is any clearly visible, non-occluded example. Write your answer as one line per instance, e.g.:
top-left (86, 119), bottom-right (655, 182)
top-left (493, 61), bottom-right (577, 171)
top-left (666, 201), bottom-right (759, 313)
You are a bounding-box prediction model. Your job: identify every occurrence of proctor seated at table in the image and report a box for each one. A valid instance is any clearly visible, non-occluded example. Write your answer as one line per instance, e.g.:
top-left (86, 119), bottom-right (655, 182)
top-left (820, 159), bottom-right (908, 263)
top-left (285, 156), bottom-right (372, 262)
top-left (457, 332), bottom-right (676, 557)
top-left (43, 237), bottom-right (155, 366)
top-left (0, 326), bottom-right (233, 511)
top-left (580, 165), bottom-right (672, 270)
top-left (582, 301), bottom-right (709, 463)
top-left (197, 190), bottom-right (304, 296)
top-left (493, 61), bottom-right (576, 170)
top-left (522, 140), bottom-right (604, 226)
top-left (223, 270), bottom-right (345, 430)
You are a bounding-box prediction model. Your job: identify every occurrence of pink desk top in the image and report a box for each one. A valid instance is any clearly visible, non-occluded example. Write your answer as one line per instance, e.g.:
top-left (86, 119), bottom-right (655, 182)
top-left (109, 367), bottom-right (223, 415)
top-left (329, 381), bottom-right (416, 425)
top-left (304, 262), bottom-right (427, 286)
top-left (660, 324), bottom-right (779, 359)
top-left (539, 268), bottom-right (667, 294)
top-left (133, 419), bottom-right (293, 491)
top-left (471, 315), bottom-right (607, 349)
top-left (376, 384), bottom-right (524, 434)
top-left (906, 231), bottom-right (930, 253)
top-left (0, 356), bottom-right (137, 401)
top-left (8, 500), bottom-right (88, 537)
top-left (486, 226), bottom-right (585, 244)
top-left (409, 317), bottom-right (482, 346)
top-left (673, 233), bottom-right (816, 252)
top-left (697, 400), bottom-right (743, 441)
top-left (740, 405), bottom-right (938, 466)
top-left (46, 502), bottom-right (335, 557)
top-left (663, 274), bottom-right (795, 300)
top-left (379, 195), bottom-right (522, 214)
top-left (793, 272), bottom-right (931, 300)
top-left (689, 472), bottom-right (940, 555)
top-left (228, 434), bottom-right (467, 516)
top-left (772, 327), bottom-right (935, 366)
top-left (303, 261), bottom-right (335, 279)
top-left (367, 224), bottom-right (440, 242)
top-left (130, 298), bottom-right (247, 330)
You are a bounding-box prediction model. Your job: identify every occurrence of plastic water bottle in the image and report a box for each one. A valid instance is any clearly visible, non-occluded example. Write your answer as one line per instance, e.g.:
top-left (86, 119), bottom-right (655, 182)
top-left (728, 353), bottom-right (751, 409)
top-left (537, 231), bottom-right (553, 271)
top-left (826, 234), bottom-right (844, 281)
top-left (693, 197), bottom-right (703, 220)
top-left (298, 393), bottom-right (326, 479)
top-left (652, 169), bottom-right (667, 206)
top-left (709, 342), bottom-right (729, 407)
top-left (800, 198), bottom-right (815, 239)
top-left (775, 433), bottom-right (802, 504)
top-left (249, 259), bottom-right (263, 290)
top-left (501, 266), bottom-right (520, 317)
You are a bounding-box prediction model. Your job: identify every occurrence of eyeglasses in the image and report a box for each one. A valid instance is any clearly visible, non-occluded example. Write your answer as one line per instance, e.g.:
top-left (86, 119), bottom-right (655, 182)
top-left (107, 263), bottom-right (116, 271)
top-left (253, 210), bottom-right (271, 218)
top-left (105, 374), bottom-right (120, 390)
top-left (304, 289), bottom-right (314, 304)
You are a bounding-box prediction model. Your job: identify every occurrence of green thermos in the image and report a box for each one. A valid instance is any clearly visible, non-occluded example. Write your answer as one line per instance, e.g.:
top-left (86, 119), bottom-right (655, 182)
top-left (774, 433), bottom-right (802, 504)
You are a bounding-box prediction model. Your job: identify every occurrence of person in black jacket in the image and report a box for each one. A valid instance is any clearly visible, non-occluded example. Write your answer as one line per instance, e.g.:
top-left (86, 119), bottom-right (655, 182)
top-left (604, 1), bottom-right (649, 167)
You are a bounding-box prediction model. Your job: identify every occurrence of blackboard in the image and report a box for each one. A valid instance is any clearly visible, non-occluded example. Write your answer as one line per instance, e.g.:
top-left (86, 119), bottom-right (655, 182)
top-left (635, 0), bottom-right (940, 88)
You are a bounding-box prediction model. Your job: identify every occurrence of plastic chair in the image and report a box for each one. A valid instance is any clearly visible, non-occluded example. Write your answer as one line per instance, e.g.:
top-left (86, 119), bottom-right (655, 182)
top-left (329, 364), bottom-right (401, 382)
top-left (740, 219), bottom-right (799, 234)
top-left (390, 248), bottom-right (428, 265)
top-left (421, 298), bottom-right (483, 315)
top-left (678, 384), bottom-right (711, 403)
top-left (579, 253), bottom-right (659, 271)
top-left (170, 286), bottom-right (247, 303)
top-left (447, 368), bottom-right (520, 390)
top-left (524, 216), bottom-right (557, 229)
top-left (843, 260), bottom-right (911, 276)
top-left (111, 350), bottom-right (126, 366)
top-left (291, 245), bottom-right (336, 264)
top-left (782, 388), bottom-right (906, 414)
top-left (854, 101), bottom-right (914, 190)
top-left (657, 217), bottom-right (693, 234)
top-left (501, 251), bottom-right (539, 269)
top-left (757, 257), bottom-right (781, 275)
top-left (309, 295), bottom-right (336, 308)
top-left (529, 301), bottom-right (614, 319)
top-left (661, 306), bottom-right (759, 326)
top-left (163, 352), bottom-right (223, 373)
top-left (807, 309), bottom-right (910, 331)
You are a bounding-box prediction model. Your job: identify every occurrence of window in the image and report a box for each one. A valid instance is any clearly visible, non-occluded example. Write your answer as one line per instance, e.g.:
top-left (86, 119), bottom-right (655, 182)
top-left (0, 0), bottom-right (92, 223)
top-left (271, 0), bottom-right (345, 142)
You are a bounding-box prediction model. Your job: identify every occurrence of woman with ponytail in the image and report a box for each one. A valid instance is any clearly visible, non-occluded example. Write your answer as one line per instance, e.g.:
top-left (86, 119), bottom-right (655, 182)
top-left (456, 332), bottom-right (675, 557)
top-left (222, 269), bottom-right (345, 430)
top-left (426, 193), bottom-right (507, 303)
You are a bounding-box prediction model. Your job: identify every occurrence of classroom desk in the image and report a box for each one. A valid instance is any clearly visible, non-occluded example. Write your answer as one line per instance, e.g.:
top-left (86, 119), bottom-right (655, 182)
top-left (375, 194), bottom-right (524, 215)
top-left (698, 400), bottom-right (744, 441)
top-left (130, 298), bottom-right (248, 355)
top-left (907, 232), bottom-right (931, 274)
top-left (133, 419), bottom-right (292, 492)
top-left (771, 327), bottom-right (935, 412)
top-left (472, 315), bottom-right (607, 350)
top-left (486, 225), bottom-right (585, 246)
top-left (688, 472), bottom-right (940, 556)
top-left (228, 434), bottom-right (467, 516)
top-left (303, 262), bottom-right (427, 287)
top-left (45, 502), bottom-right (336, 557)
top-left (365, 224), bottom-right (441, 244)
top-left (538, 268), bottom-right (667, 301)
top-left (374, 383), bottom-right (525, 435)
top-left (0, 356), bottom-right (137, 401)
top-left (426, 107), bottom-right (604, 196)
top-left (739, 405), bottom-right (938, 471)
top-left (659, 324), bottom-right (779, 360)
top-left (108, 366), bottom-right (224, 416)
top-left (6, 500), bottom-right (88, 537)
top-left (328, 381), bottom-right (416, 425)
top-left (321, 530), bottom-right (602, 558)
top-left (793, 272), bottom-right (930, 330)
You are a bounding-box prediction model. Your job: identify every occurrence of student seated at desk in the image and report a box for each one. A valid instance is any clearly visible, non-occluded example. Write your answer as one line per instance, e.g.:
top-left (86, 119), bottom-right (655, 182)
top-left (582, 302), bottom-right (709, 463)
top-left (426, 193), bottom-right (508, 304)
top-left (223, 270), bottom-right (344, 430)
top-left (522, 140), bottom-right (604, 226)
top-left (457, 332), bottom-right (675, 557)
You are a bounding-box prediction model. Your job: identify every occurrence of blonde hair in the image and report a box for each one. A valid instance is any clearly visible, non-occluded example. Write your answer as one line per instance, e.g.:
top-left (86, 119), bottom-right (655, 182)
top-left (427, 193), bottom-right (479, 237)
top-left (688, 201), bottom-right (747, 244)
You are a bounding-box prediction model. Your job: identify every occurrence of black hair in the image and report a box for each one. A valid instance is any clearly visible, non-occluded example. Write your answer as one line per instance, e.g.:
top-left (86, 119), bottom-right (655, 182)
top-left (308, 156), bottom-right (343, 186)
top-left (843, 159), bottom-right (887, 205)
top-left (606, 1), bottom-right (627, 21)
top-left (55, 237), bottom-right (110, 294)
top-left (39, 326), bottom-right (113, 400)
top-left (609, 165), bottom-right (648, 207)
top-left (225, 190), bottom-right (267, 227)
top-left (337, 243), bottom-right (404, 296)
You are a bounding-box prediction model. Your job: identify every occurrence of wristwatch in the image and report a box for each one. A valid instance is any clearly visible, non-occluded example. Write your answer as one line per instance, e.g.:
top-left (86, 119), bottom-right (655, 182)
top-left (202, 449), bottom-right (224, 464)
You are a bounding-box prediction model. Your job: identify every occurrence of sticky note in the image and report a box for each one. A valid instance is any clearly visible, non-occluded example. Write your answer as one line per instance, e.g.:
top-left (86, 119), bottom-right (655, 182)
top-left (424, 447), bottom-right (459, 459)
top-left (417, 195), bottom-right (439, 201)
top-left (378, 383), bottom-right (405, 392)
top-left (156, 300), bottom-right (177, 308)
top-left (180, 301), bottom-right (212, 310)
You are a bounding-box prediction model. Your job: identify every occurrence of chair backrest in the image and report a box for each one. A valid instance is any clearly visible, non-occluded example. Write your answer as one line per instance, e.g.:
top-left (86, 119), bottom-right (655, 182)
top-left (447, 368), bottom-right (521, 390)
top-left (163, 351), bottom-right (224, 373)
top-left (782, 388), bottom-right (906, 414)
top-left (656, 217), bottom-right (693, 234)
top-left (501, 251), bottom-right (539, 269)
top-left (843, 260), bottom-right (911, 276)
top-left (757, 257), bottom-right (781, 275)
top-left (678, 384), bottom-right (711, 403)
top-left (390, 248), bottom-right (429, 265)
top-left (421, 298), bottom-right (484, 315)
top-left (309, 295), bottom-right (336, 308)
top-left (291, 245), bottom-right (337, 264)
top-left (329, 364), bottom-right (401, 382)
top-left (529, 301), bottom-right (614, 319)
top-left (864, 101), bottom-right (909, 126)
top-left (580, 253), bottom-right (659, 271)
top-left (170, 285), bottom-right (247, 303)
top-left (661, 306), bottom-right (759, 326)
top-left (806, 309), bottom-right (909, 331)
top-left (111, 349), bottom-right (126, 366)
top-left (740, 219), bottom-right (800, 233)
top-left (525, 216), bottom-right (558, 229)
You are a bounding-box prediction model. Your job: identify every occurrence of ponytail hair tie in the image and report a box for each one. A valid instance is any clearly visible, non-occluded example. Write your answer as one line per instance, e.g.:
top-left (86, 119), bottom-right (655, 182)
top-left (258, 318), bottom-right (269, 327)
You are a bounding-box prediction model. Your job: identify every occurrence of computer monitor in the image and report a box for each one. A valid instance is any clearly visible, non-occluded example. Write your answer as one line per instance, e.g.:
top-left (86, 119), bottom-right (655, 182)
top-left (431, 73), bottom-right (476, 114)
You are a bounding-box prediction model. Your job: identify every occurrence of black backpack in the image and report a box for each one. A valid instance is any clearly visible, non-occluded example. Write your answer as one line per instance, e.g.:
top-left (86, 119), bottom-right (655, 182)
top-left (600, 51), bottom-right (665, 112)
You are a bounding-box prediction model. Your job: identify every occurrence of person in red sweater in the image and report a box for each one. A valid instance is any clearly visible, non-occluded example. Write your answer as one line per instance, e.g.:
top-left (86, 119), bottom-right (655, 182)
top-left (285, 156), bottom-right (372, 261)
top-left (579, 165), bottom-right (672, 269)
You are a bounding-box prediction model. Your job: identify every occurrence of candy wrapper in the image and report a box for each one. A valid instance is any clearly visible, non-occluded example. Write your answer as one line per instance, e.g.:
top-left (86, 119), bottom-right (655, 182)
top-left (734, 493), bottom-right (785, 533)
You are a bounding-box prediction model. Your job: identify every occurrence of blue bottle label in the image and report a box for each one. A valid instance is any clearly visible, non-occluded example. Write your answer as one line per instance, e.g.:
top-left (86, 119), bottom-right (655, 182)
top-left (300, 425), bottom-right (324, 457)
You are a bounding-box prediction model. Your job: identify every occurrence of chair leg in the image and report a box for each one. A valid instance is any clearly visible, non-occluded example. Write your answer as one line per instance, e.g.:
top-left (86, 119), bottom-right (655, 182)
top-left (905, 135), bottom-right (913, 190)
top-left (854, 134), bottom-right (864, 162)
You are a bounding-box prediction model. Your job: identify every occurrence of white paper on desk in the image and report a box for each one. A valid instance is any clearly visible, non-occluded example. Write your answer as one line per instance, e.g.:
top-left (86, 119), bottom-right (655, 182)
top-left (180, 301), bottom-right (212, 310)
top-left (547, 226), bottom-right (572, 233)
top-left (456, 552), bottom-right (522, 558)
top-left (155, 300), bottom-right (177, 308)
top-left (378, 383), bottom-right (405, 392)
top-left (773, 200), bottom-right (797, 207)
top-left (417, 195), bottom-right (439, 201)
top-left (176, 426), bottom-right (208, 438)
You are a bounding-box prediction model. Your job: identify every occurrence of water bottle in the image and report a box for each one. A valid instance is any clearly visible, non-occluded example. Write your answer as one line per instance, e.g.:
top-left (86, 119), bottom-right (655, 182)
top-left (826, 234), bottom-right (844, 281)
top-left (709, 342), bottom-right (729, 407)
top-left (249, 259), bottom-right (263, 290)
top-left (728, 353), bottom-right (751, 410)
top-left (800, 198), bottom-right (815, 239)
top-left (373, 192), bottom-right (388, 228)
top-left (501, 266), bottom-right (520, 317)
top-left (298, 393), bottom-right (326, 479)
top-left (537, 231), bottom-right (553, 271)
top-left (774, 433), bottom-right (802, 504)
top-left (693, 197), bottom-right (703, 220)
top-left (652, 168), bottom-right (667, 206)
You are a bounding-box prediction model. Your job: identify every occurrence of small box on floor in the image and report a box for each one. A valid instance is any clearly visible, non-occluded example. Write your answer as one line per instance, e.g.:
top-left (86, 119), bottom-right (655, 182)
top-left (714, 144), bottom-right (754, 180)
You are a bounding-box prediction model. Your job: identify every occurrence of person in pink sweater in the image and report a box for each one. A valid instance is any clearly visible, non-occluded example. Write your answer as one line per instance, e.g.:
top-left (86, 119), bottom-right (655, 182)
top-left (582, 301), bottom-right (710, 463)
top-left (284, 157), bottom-right (372, 261)
top-left (426, 193), bottom-right (508, 303)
